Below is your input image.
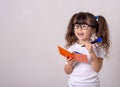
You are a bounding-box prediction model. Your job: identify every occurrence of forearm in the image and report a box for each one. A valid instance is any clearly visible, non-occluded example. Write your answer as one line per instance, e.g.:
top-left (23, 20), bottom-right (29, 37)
top-left (64, 63), bottom-right (74, 74)
top-left (90, 51), bottom-right (103, 72)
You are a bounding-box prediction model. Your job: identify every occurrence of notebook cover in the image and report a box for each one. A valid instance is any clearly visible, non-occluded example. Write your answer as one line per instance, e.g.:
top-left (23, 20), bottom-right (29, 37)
top-left (58, 46), bottom-right (88, 63)
top-left (57, 46), bottom-right (73, 58)
top-left (73, 53), bottom-right (88, 63)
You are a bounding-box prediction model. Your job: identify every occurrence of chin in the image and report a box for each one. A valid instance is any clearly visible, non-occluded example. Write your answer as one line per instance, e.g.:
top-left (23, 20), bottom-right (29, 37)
top-left (78, 37), bottom-right (87, 41)
top-left (78, 38), bottom-right (84, 40)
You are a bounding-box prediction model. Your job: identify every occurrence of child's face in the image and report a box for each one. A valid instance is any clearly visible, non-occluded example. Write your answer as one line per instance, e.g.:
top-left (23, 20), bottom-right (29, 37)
top-left (74, 23), bottom-right (95, 41)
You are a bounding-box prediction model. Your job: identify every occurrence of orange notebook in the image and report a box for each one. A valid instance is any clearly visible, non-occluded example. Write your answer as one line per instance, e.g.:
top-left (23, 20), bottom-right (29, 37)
top-left (58, 46), bottom-right (88, 63)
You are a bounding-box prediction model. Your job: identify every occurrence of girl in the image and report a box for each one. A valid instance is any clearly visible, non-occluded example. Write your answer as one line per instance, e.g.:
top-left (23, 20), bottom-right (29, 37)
top-left (64, 12), bottom-right (110, 87)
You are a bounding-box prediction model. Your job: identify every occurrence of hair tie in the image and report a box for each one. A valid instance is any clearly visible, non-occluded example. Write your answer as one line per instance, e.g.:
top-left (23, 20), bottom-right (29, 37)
top-left (95, 16), bottom-right (99, 21)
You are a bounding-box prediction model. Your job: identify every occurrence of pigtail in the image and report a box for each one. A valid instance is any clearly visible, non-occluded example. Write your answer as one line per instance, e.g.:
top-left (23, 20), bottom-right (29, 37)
top-left (96, 16), bottom-right (110, 56)
top-left (65, 13), bottom-right (78, 48)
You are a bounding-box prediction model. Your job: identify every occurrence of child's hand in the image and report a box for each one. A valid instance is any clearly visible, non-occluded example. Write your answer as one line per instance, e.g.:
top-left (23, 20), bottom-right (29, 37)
top-left (84, 42), bottom-right (94, 53)
top-left (66, 56), bottom-right (76, 65)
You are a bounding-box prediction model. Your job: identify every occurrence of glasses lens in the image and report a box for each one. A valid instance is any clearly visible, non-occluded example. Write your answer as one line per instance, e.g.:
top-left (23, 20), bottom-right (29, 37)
top-left (74, 24), bottom-right (89, 30)
top-left (74, 24), bottom-right (80, 29)
top-left (81, 24), bottom-right (89, 30)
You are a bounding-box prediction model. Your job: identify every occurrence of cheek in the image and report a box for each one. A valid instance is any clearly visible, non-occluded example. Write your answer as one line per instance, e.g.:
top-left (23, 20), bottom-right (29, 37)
top-left (84, 31), bottom-right (93, 37)
top-left (74, 29), bottom-right (77, 35)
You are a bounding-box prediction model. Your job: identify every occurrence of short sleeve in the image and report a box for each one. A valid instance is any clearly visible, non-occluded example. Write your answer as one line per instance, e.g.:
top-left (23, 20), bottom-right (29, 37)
top-left (93, 46), bottom-right (105, 59)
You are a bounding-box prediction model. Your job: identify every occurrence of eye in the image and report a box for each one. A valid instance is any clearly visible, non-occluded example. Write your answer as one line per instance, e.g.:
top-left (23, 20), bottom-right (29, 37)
top-left (82, 24), bottom-right (88, 28)
top-left (74, 24), bottom-right (80, 29)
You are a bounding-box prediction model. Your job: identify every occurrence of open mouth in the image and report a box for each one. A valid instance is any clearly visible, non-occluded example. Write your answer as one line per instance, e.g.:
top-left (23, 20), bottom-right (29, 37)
top-left (77, 33), bottom-right (84, 37)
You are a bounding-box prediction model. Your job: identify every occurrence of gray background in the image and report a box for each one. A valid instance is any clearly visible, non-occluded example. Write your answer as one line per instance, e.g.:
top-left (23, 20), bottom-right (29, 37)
top-left (0, 0), bottom-right (120, 87)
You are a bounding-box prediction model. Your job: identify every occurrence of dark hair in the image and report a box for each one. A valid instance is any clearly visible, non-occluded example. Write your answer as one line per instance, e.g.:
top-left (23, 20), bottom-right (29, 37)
top-left (65, 12), bottom-right (110, 56)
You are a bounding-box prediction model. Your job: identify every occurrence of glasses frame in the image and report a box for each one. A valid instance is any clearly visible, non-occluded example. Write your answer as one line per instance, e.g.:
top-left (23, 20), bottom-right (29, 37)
top-left (73, 23), bottom-right (93, 30)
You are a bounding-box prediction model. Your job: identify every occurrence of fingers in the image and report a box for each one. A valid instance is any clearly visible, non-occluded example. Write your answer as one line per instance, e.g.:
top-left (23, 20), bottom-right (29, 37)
top-left (84, 42), bottom-right (94, 53)
top-left (84, 42), bottom-right (91, 46)
top-left (66, 57), bottom-right (76, 65)
top-left (81, 42), bottom-right (91, 47)
top-left (67, 58), bottom-right (74, 62)
top-left (66, 55), bottom-right (70, 59)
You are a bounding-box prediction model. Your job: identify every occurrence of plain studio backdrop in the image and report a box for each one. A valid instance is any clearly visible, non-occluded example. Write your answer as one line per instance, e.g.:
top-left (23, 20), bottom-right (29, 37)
top-left (0, 0), bottom-right (120, 87)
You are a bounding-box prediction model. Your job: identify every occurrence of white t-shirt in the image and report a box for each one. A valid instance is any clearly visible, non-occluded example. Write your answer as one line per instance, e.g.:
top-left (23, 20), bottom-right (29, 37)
top-left (67, 43), bottom-right (105, 87)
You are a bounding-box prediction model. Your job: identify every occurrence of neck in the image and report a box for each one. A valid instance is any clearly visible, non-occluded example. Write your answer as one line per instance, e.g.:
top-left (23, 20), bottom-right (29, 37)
top-left (78, 39), bottom-right (90, 45)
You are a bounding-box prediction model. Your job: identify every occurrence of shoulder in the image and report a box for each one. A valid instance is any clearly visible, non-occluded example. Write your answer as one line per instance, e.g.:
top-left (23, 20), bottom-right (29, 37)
top-left (93, 45), bottom-right (105, 59)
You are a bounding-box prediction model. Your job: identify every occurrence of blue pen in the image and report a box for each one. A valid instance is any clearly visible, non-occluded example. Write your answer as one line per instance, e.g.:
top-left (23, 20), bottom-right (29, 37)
top-left (74, 51), bottom-right (81, 54)
top-left (81, 37), bottom-right (103, 47)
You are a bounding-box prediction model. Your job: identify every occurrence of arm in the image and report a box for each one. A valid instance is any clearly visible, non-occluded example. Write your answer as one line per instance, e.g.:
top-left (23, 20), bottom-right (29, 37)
top-left (64, 58), bottom-right (75, 74)
top-left (85, 42), bottom-right (103, 72)
top-left (90, 51), bottom-right (103, 72)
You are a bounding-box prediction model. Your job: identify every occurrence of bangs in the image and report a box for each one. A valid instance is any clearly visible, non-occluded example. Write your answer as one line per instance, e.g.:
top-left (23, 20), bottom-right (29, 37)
top-left (73, 14), bottom-right (89, 25)
top-left (72, 13), bottom-right (97, 28)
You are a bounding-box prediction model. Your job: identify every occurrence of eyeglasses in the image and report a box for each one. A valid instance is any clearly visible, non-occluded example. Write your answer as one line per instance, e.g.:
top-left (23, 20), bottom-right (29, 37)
top-left (74, 24), bottom-right (91, 30)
